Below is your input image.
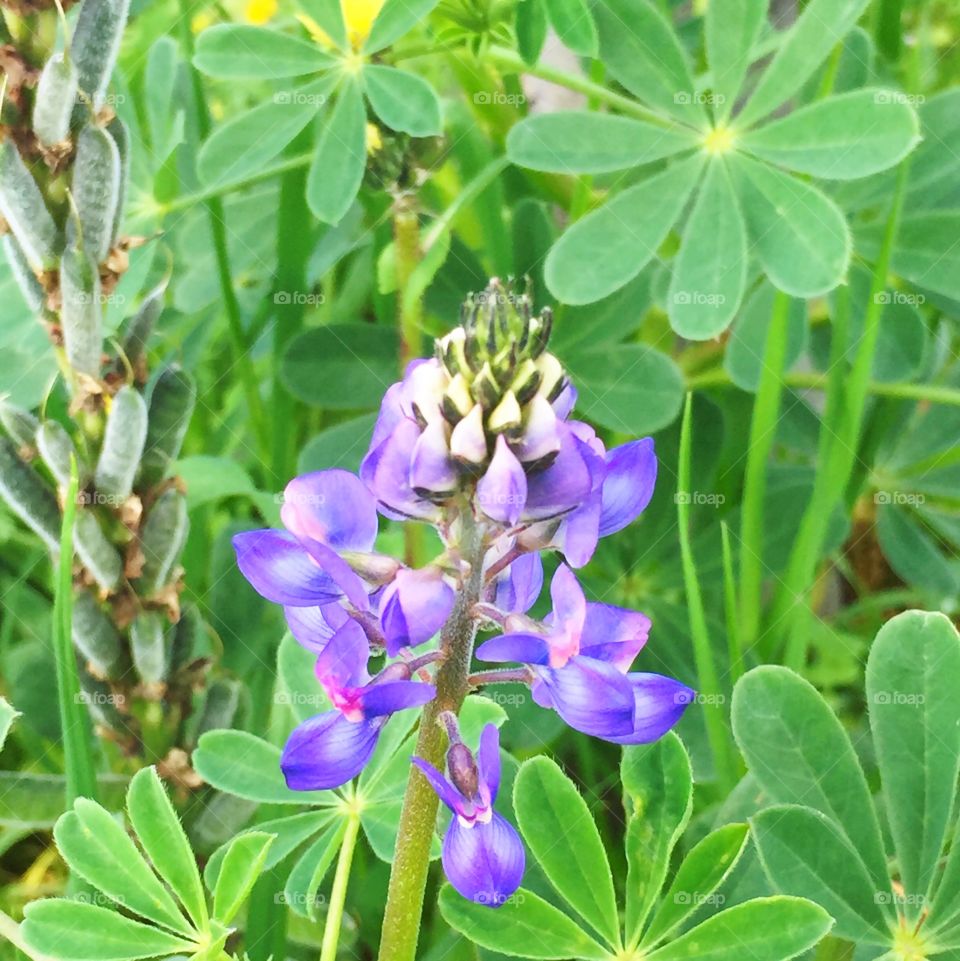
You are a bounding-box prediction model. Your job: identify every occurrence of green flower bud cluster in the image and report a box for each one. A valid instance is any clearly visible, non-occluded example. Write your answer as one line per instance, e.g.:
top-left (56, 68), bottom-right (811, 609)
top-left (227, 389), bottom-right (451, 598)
top-left (0, 0), bottom-right (231, 755)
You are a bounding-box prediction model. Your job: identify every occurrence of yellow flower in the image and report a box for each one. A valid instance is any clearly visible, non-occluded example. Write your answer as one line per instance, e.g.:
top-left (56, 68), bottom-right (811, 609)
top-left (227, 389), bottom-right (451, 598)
top-left (191, 9), bottom-right (216, 32)
top-left (366, 123), bottom-right (383, 154)
top-left (245, 0), bottom-right (278, 23)
top-left (296, 0), bottom-right (386, 49)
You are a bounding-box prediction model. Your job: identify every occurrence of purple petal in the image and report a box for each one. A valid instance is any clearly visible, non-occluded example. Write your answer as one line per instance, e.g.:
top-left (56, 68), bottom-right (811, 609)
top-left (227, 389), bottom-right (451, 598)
top-left (477, 436), bottom-right (527, 526)
top-left (579, 603), bottom-right (651, 672)
top-left (281, 712), bottom-right (384, 790)
top-left (412, 757), bottom-right (463, 813)
top-left (552, 382), bottom-right (577, 420)
top-left (553, 495), bottom-right (601, 569)
top-left (284, 602), bottom-right (348, 653)
top-left (513, 395), bottom-right (561, 463)
top-left (522, 424), bottom-right (594, 521)
top-left (281, 469), bottom-right (379, 552)
top-left (442, 813), bottom-right (525, 907)
top-left (233, 530), bottom-right (341, 606)
top-left (379, 567), bottom-right (456, 657)
top-left (299, 540), bottom-right (371, 612)
top-left (492, 552), bottom-right (544, 614)
top-left (603, 673), bottom-right (695, 744)
top-left (359, 679), bottom-right (436, 717)
top-left (599, 438), bottom-right (657, 538)
top-left (363, 418), bottom-right (440, 522)
top-left (475, 633), bottom-right (551, 666)
top-left (405, 359), bottom-right (448, 425)
top-left (550, 564), bottom-right (586, 638)
top-left (410, 420), bottom-right (459, 496)
top-left (367, 380), bottom-right (407, 454)
top-left (477, 724), bottom-right (501, 803)
top-left (315, 619), bottom-right (370, 690)
top-left (536, 656), bottom-right (636, 737)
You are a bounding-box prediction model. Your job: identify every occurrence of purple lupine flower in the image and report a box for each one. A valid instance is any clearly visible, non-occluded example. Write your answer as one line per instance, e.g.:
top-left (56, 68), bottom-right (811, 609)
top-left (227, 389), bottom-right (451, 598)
top-left (233, 468), bottom-right (454, 656)
top-left (281, 618), bottom-right (436, 790)
top-left (476, 565), bottom-right (694, 743)
top-left (413, 722), bottom-right (524, 906)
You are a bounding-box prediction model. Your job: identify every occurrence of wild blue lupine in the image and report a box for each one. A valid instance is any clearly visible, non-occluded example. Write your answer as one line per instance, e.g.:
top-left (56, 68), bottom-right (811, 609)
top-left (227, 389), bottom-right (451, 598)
top-left (281, 617), bottom-right (437, 789)
top-left (476, 564), bottom-right (695, 743)
top-left (232, 279), bottom-right (693, 905)
top-left (413, 719), bottom-right (524, 906)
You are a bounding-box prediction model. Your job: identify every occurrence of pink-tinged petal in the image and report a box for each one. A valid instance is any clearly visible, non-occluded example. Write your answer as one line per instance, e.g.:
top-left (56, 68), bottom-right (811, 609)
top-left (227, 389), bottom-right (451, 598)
top-left (281, 469), bottom-right (379, 552)
top-left (492, 552), bottom-right (543, 614)
top-left (522, 424), bottom-right (594, 521)
top-left (477, 724), bottom-right (501, 803)
top-left (233, 530), bottom-right (341, 606)
top-left (284, 603), bottom-right (348, 653)
top-left (412, 757), bottom-right (464, 813)
top-left (450, 404), bottom-right (488, 464)
top-left (281, 712), bottom-right (384, 790)
top-left (299, 539), bottom-right (371, 612)
top-left (579, 603), bottom-right (651, 672)
top-left (475, 633), bottom-right (551, 666)
top-left (315, 619), bottom-right (370, 691)
top-left (359, 679), bottom-right (435, 718)
top-left (513, 395), bottom-right (561, 463)
top-left (550, 564), bottom-right (586, 639)
top-left (442, 813), bottom-right (525, 907)
top-left (538, 656), bottom-right (636, 737)
top-left (599, 438), bottom-right (657, 537)
top-left (477, 436), bottom-right (527, 525)
top-left (604, 673), bottom-right (695, 744)
top-left (379, 567), bottom-right (456, 657)
top-left (410, 420), bottom-right (459, 496)
top-left (363, 418), bottom-right (441, 521)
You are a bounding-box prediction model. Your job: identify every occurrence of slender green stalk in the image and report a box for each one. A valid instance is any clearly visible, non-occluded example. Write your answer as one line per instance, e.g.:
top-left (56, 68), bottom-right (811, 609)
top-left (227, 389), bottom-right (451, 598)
top-left (53, 459), bottom-right (97, 804)
top-left (779, 162), bottom-right (911, 670)
top-left (720, 521), bottom-right (743, 685)
top-left (378, 516), bottom-right (485, 961)
top-left (394, 192), bottom-right (424, 374)
top-left (677, 396), bottom-right (736, 792)
top-left (320, 815), bottom-right (361, 961)
top-left (738, 290), bottom-right (791, 652)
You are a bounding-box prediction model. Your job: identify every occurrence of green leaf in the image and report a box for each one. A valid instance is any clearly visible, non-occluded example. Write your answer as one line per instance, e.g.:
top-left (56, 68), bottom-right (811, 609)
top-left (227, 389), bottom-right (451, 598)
top-left (438, 885), bottom-right (609, 960)
top-left (299, 0), bottom-right (347, 50)
top-left (198, 76), bottom-right (333, 185)
top-left (299, 413), bottom-right (377, 474)
top-left (541, 0), bottom-right (597, 56)
top-left (730, 153), bottom-right (849, 297)
top-left (706, 0), bottom-right (766, 122)
top-left (866, 611), bottom-right (960, 908)
top-left (281, 323), bottom-right (398, 409)
top-left (516, 0), bottom-right (548, 64)
top-left (876, 505), bottom-right (959, 599)
top-left (669, 158), bottom-right (746, 339)
top-left (213, 831), bottom-right (275, 924)
top-left (751, 806), bottom-right (891, 943)
top-left (364, 65), bottom-right (442, 137)
top-left (193, 730), bottom-right (333, 805)
top-left (283, 818), bottom-right (347, 919)
top-left (869, 212), bottom-right (960, 301)
top-left (724, 282), bottom-right (808, 392)
top-left (513, 758), bottom-right (618, 947)
top-left (193, 25), bottom-right (336, 78)
top-left (622, 733), bottom-right (693, 944)
top-left (307, 79), bottom-right (367, 224)
top-left (364, 0), bottom-right (443, 54)
top-left (646, 897), bottom-right (833, 961)
top-left (0, 697), bottom-right (19, 750)
top-left (737, 0), bottom-right (871, 127)
top-left (22, 900), bottom-right (196, 961)
top-left (174, 456), bottom-right (257, 509)
top-left (731, 666), bottom-right (890, 892)
top-left (126, 768), bottom-right (208, 932)
top-left (742, 90), bottom-right (919, 180)
top-left (507, 112), bottom-right (696, 174)
top-left (594, 0), bottom-right (704, 125)
top-left (54, 800), bottom-right (194, 937)
top-left (278, 633), bottom-right (330, 722)
top-left (643, 823), bottom-right (750, 946)
top-left (562, 343), bottom-right (684, 435)
top-left (545, 154), bottom-right (703, 304)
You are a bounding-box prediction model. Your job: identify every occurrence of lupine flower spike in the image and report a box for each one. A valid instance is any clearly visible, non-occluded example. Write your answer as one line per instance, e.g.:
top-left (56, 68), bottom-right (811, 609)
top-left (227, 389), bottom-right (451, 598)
top-left (413, 717), bottom-right (524, 907)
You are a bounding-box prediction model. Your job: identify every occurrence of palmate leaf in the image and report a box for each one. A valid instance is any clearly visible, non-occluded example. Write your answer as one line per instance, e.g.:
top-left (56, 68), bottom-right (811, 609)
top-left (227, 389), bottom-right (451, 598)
top-left (540, 0), bottom-right (597, 57)
top-left (363, 0), bottom-right (444, 54)
top-left (193, 24), bottom-right (337, 78)
top-left (706, 0), bottom-right (766, 122)
top-left (213, 832), bottom-right (275, 925)
top-left (364, 65), bottom-right (442, 137)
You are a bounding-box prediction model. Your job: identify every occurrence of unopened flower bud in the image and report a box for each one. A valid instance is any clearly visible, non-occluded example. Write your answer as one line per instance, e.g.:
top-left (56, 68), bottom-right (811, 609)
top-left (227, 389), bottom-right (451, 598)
top-left (447, 742), bottom-right (480, 799)
top-left (488, 391), bottom-right (522, 435)
top-left (450, 404), bottom-right (487, 465)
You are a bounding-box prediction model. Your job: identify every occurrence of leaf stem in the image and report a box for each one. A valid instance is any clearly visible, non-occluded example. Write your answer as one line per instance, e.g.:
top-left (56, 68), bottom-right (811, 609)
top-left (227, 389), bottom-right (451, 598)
top-left (378, 515), bottom-right (485, 961)
top-left (320, 815), bottom-right (361, 961)
top-left (677, 396), bottom-right (737, 792)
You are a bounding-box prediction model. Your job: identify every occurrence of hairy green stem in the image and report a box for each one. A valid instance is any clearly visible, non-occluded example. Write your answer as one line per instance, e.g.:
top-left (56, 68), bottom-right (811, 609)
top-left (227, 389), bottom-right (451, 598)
top-left (378, 517), bottom-right (485, 961)
top-left (320, 815), bottom-right (361, 961)
top-left (677, 396), bottom-right (737, 791)
top-left (737, 290), bottom-right (791, 653)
